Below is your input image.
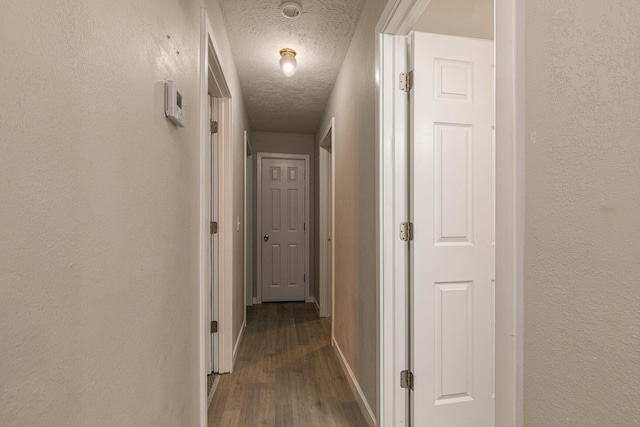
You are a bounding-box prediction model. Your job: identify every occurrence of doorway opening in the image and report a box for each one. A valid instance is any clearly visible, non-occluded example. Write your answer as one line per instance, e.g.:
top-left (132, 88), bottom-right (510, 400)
top-left (206, 92), bottom-right (220, 403)
top-left (318, 117), bottom-right (335, 320)
top-left (377, 0), bottom-right (524, 426)
top-left (199, 9), bottom-right (236, 424)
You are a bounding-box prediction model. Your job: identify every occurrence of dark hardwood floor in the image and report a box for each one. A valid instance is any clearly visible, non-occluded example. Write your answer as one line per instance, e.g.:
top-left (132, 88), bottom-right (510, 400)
top-left (208, 302), bottom-right (369, 427)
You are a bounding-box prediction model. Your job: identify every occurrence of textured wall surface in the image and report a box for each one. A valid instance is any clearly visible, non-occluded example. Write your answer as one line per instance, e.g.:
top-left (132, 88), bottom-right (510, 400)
top-left (218, 0), bottom-right (366, 133)
top-left (525, 1), bottom-right (640, 425)
top-left (249, 132), bottom-right (316, 303)
top-left (412, 0), bottom-right (493, 40)
top-left (317, 0), bottom-right (387, 416)
top-left (0, 0), bottom-right (247, 425)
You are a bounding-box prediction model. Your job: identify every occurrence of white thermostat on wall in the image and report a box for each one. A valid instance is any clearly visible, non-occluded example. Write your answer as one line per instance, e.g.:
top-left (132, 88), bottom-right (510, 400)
top-left (164, 80), bottom-right (185, 127)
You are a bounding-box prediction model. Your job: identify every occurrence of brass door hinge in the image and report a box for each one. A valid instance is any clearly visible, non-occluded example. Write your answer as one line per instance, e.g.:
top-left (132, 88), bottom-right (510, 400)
top-left (400, 370), bottom-right (414, 390)
top-left (400, 222), bottom-right (413, 241)
top-left (211, 320), bottom-right (218, 334)
top-left (210, 221), bottom-right (218, 235)
top-left (400, 71), bottom-right (413, 92)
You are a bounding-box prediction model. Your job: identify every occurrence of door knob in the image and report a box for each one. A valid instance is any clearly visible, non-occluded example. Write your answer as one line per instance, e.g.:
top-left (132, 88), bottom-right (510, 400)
top-left (263, 234), bottom-right (269, 242)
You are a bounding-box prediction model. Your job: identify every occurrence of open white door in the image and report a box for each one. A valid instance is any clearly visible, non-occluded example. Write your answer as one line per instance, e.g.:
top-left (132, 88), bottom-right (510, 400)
top-left (204, 94), bottom-right (219, 375)
top-left (410, 32), bottom-right (495, 426)
top-left (209, 95), bottom-right (219, 373)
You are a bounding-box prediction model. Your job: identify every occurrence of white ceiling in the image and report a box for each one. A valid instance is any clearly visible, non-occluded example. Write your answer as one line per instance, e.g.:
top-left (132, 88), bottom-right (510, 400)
top-left (218, 0), bottom-right (366, 134)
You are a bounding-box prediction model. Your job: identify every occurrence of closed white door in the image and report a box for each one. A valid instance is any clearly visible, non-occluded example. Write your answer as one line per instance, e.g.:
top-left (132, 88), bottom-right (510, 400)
top-left (261, 157), bottom-right (306, 302)
top-left (410, 32), bottom-right (495, 426)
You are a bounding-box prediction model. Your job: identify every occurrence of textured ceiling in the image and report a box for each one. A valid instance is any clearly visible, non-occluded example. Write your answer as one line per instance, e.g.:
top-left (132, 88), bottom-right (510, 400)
top-left (218, 0), bottom-right (366, 134)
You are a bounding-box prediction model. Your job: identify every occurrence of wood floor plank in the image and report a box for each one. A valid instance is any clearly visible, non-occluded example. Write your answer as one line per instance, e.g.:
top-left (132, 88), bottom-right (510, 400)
top-left (208, 302), bottom-right (369, 427)
top-left (274, 403), bottom-right (294, 427)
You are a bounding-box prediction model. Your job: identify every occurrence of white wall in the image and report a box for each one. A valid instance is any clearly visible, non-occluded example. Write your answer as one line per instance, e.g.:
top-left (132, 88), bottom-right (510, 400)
top-left (0, 0), bottom-right (248, 425)
top-left (249, 132), bottom-right (315, 302)
top-left (524, 1), bottom-right (640, 424)
top-left (316, 0), bottom-right (387, 417)
top-left (412, 0), bottom-right (493, 40)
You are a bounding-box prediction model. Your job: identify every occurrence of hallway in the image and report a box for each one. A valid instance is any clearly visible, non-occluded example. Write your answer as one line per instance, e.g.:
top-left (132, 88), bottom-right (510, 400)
top-left (207, 303), bottom-right (368, 426)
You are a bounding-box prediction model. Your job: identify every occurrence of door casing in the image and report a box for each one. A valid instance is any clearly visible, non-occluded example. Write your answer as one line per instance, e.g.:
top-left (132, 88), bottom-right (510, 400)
top-left (245, 137), bottom-right (253, 308)
top-left (376, 0), bottom-right (525, 426)
top-left (199, 8), bottom-right (236, 426)
top-left (318, 117), bottom-right (335, 319)
top-left (256, 152), bottom-right (311, 304)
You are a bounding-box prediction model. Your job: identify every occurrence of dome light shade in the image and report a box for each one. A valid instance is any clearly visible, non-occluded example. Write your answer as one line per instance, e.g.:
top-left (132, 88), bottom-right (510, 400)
top-left (280, 1), bottom-right (302, 19)
top-left (279, 48), bottom-right (297, 77)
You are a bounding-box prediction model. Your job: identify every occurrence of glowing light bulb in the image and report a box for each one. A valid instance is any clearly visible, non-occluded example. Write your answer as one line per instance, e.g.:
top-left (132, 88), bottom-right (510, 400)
top-left (279, 48), bottom-right (297, 77)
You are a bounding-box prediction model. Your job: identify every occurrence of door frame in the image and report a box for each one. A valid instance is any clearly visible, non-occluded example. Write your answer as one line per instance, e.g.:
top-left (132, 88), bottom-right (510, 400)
top-left (318, 117), bottom-right (335, 318)
top-left (207, 94), bottom-right (219, 377)
top-left (243, 131), bottom-right (250, 319)
top-left (199, 8), bottom-right (235, 425)
top-left (376, 0), bottom-right (525, 426)
top-left (245, 133), bottom-right (253, 308)
top-left (256, 152), bottom-right (311, 303)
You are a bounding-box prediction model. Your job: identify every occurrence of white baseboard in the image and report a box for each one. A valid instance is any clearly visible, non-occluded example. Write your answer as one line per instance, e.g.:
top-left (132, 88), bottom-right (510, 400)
top-left (312, 296), bottom-right (320, 315)
top-left (231, 321), bottom-right (246, 371)
top-left (252, 297), bottom-right (261, 305)
top-left (332, 337), bottom-right (377, 427)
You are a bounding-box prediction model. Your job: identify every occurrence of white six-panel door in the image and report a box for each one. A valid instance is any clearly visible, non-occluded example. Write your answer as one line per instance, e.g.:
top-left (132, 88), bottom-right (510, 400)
top-left (261, 157), bottom-right (306, 302)
top-left (410, 32), bottom-right (495, 426)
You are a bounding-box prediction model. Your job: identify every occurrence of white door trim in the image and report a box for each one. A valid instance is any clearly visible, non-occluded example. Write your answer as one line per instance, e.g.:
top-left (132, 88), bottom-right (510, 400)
top-left (243, 131), bottom-right (249, 321)
top-left (208, 95), bottom-right (219, 376)
top-left (376, 0), bottom-right (525, 426)
top-left (256, 152), bottom-right (311, 304)
top-left (199, 8), bottom-right (235, 427)
top-left (377, 30), bottom-right (411, 427)
top-left (245, 143), bottom-right (254, 308)
top-left (494, 0), bottom-right (526, 423)
top-left (318, 117), bottom-right (335, 318)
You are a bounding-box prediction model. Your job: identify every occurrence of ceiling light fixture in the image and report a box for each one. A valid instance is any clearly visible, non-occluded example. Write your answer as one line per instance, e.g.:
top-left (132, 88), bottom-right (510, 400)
top-left (279, 48), bottom-right (297, 77)
top-left (280, 1), bottom-right (302, 19)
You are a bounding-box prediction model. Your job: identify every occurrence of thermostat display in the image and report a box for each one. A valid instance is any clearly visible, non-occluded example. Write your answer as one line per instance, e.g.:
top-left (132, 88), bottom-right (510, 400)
top-left (164, 80), bottom-right (185, 127)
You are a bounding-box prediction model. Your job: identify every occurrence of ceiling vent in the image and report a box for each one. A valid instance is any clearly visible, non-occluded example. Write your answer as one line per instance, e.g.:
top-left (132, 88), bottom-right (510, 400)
top-left (280, 1), bottom-right (302, 19)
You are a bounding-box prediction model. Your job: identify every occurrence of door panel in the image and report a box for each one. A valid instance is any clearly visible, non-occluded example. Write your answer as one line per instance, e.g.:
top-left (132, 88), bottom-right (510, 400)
top-left (261, 157), bottom-right (306, 302)
top-left (410, 32), bottom-right (495, 426)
